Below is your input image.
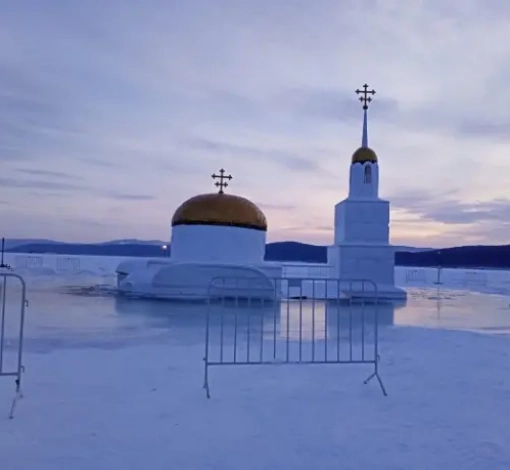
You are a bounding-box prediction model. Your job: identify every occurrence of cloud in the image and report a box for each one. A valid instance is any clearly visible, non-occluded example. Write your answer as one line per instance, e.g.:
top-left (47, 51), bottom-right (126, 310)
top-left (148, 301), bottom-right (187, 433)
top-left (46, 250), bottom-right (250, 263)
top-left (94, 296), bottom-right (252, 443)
top-left (256, 202), bottom-right (297, 211)
top-left (455, 119), bottom-right (510, 141)
top-left (0, 175), bottom-right (153, 201)
top-left (0, 176), bottom-right (85, 191)
top-left (2, 1), bottom-right (510, 244)
top-left (183, 137), bottom-right (322, 172)
top-left (105, 192), bottom-right (154, 201)
top-left (427, 200), bottom-right (510, 225)
top-left (387, 188), bottom-right (510, 246)
top-left (391, 189), bottom-right (510, 225)
top-left (0, 62), bottom-right (76, 163)
top-left (15, 168), bottom-right (83, 180)
top-left (74, 156), bottom-right (121, 168)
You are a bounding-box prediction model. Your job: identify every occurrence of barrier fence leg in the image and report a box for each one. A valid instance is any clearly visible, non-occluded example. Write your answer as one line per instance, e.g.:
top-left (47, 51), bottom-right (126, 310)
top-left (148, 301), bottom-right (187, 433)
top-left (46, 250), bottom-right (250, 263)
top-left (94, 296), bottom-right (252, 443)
top-left (363, 292), bottom-right (387, 396)
top-left (1, 274), bottom-right (28, 419)
top-left (9, 375), bottom-right (24, 420)
top-left (363, 360), bottom-right (387, 396)
top-left (203, 359), bottom-right (210, 399)
top-left (0, 278), bottom-right (6, 374)
top-left (203, 299), bottom-right (211, 399)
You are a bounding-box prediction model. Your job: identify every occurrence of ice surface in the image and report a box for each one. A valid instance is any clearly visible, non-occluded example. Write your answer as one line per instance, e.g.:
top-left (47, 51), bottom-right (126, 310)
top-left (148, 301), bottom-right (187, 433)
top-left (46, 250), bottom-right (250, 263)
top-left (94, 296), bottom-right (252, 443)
top-left (1, 254), bottom-right (510, 469)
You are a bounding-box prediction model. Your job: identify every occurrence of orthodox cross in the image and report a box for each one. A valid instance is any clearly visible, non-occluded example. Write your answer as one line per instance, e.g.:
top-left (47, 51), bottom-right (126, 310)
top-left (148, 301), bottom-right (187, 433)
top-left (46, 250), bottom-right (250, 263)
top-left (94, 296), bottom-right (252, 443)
top-left (211, 168), bottom-right (232, 194)
top-left (355, 83), bottom-right (376, 110)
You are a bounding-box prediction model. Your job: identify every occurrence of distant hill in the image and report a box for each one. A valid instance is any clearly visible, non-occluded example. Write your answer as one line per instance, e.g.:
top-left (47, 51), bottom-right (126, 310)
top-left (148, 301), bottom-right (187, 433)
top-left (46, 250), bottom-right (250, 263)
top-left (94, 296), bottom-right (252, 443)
top-left (6, 243), bottom-right (167, 258)
top-left (265, 242), bottom-right (328, 263)
top-left (97, 239), bottom-right (167, 246)
top-left (2, 238), bottom-right (166, 250)
top-left (2, 238), bottom-right (67, 250)
top-left (396, 245), bottom-right (510, 269)
top-left (392, 245), bottom-right (433, 253)
top-left (4, 239), bottom-right (510, 268)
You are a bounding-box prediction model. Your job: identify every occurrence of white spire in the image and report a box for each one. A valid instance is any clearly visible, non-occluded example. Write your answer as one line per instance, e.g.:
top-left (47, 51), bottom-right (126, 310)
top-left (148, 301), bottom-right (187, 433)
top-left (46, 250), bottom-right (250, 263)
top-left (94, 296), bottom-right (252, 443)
top-left (356, 84), bottom-right (375, 149)
top-left (350, 84), bottom-right (379, 199)
top-left (362, 108), bottom-right (368, 148)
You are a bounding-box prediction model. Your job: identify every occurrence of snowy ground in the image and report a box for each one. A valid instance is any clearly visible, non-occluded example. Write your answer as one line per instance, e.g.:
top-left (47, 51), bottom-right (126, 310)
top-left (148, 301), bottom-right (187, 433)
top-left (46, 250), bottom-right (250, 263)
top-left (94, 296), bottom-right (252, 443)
top-left (1, 254), bottom-right (510, 469)
top-left (2, 328), bottom-right (510, 470)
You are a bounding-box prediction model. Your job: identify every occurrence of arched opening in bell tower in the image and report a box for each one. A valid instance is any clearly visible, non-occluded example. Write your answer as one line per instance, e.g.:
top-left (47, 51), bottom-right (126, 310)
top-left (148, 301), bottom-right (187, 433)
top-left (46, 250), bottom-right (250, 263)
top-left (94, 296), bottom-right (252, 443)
top-left (363, 165), bottom-right (372, 184)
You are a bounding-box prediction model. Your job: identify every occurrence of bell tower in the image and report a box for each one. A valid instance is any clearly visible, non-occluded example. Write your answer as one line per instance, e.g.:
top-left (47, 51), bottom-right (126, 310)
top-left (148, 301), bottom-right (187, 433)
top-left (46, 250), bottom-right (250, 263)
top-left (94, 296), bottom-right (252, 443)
top-left (327, 84), bottom-right (406, 300)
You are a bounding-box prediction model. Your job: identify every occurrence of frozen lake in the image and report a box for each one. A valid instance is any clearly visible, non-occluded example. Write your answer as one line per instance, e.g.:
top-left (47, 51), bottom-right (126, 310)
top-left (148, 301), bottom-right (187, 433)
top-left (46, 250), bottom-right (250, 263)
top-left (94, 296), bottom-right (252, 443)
top-left (1, 254), bottom-right (510, 470)
top-left (1, 253), bottom-right (510, 350)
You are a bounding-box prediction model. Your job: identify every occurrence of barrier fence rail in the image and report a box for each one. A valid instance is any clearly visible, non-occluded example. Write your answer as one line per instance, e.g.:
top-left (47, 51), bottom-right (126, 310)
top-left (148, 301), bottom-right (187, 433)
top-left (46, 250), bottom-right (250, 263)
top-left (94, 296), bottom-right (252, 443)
top-left (0, 272), bottom-right (28, 419)
top-left (203, 276), bottom-right (386, 398)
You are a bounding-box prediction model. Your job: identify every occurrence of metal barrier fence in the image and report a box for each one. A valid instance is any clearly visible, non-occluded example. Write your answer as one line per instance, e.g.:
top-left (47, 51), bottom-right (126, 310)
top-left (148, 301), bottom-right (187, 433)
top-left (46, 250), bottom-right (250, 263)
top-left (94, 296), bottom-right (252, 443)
top-left (463, 271), bottom-right (488, 287)
top-left (14, 254), bottom-right (83, 273)
top-left (405, 268), bottom-right (427, 284)
top-left (56, 256), bottom-right (81, 271)
top-left (203, 276), bottom-right (386, 398)
top-left (15, 255), bottom-right (43, 269)
top-left (0, 272), bottom-right (28, 419)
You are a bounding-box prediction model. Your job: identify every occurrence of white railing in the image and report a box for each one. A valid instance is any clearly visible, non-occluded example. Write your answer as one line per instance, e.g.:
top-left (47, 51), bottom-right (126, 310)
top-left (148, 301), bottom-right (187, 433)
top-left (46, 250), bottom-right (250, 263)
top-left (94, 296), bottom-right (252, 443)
top-left (281, 263), bottom-right (332, 279)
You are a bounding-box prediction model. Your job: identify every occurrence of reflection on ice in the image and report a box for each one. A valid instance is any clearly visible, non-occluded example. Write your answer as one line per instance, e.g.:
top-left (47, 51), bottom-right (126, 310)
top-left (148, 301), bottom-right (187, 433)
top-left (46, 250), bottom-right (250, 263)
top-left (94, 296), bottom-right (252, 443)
top-left (400, 286), bottom-right (510, 333)
top-left (2, 254), bottom-right (510, 355)
top-left (280, 299), bottom-right (398, 341)
top-left (112, 295), bottom-right (398, 341)
top-left (2, 276), bottom-right (510, 355)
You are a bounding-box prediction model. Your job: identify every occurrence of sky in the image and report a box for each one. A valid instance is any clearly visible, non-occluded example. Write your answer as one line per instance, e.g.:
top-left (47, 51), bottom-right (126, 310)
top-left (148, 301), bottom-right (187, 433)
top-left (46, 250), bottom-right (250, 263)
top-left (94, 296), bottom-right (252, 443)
top-left (1, 0), bottom-right (510, 247)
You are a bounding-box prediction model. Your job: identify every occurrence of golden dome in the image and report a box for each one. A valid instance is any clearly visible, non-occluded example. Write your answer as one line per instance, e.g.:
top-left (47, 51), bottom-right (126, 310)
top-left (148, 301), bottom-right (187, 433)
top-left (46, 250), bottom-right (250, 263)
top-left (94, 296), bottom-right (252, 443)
top-left (172, 193), bottom-right (268, 231)
top-left (352, 147), bottom-right (378, 164)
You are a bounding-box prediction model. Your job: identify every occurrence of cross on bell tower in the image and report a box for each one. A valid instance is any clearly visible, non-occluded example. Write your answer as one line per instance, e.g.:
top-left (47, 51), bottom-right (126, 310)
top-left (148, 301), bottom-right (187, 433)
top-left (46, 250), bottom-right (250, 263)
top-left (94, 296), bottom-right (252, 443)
top-left (355, 83), bottom-right (376, 148)
top-left (211, 168), bottom-right (232, 194)
top-left (355, 83), bottom-right (376, 110)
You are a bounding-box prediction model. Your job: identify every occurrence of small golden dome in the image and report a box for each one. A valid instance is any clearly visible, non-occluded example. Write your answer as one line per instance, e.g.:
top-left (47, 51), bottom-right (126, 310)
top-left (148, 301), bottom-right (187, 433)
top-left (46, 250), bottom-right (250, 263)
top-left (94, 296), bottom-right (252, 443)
top-left (172, 193), bottom-right (268, 231)
top-left (352, 147), bottom-right (378, 164)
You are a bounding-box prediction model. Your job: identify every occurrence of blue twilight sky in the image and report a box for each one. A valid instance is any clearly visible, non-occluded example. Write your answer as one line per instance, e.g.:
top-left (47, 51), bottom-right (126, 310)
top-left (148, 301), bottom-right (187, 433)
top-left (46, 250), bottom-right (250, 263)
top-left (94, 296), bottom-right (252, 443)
top-left (1, 0), bottom-right (510, 247)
